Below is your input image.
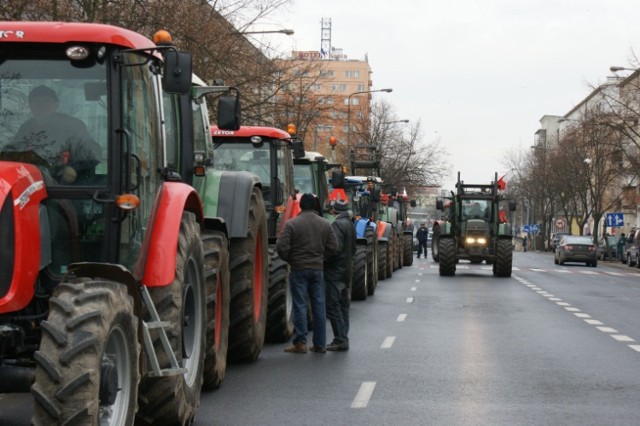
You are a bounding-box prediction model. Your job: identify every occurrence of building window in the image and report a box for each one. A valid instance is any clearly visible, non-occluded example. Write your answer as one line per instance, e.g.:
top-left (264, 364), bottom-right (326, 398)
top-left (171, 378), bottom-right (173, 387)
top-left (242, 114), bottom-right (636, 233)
top-left (357, 84), bottom-right (365, 91)
top-left (345, 70), bottom-right (360, 78)
top-left (320, 69), bottom-right (335, 77)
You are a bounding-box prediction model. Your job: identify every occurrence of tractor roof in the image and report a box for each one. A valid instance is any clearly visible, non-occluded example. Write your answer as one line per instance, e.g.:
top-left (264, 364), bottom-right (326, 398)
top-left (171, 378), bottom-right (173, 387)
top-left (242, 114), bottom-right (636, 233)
top-left (210, 126), bottom-right (291, 140)
top-left (0, 21), bottom-right (155, 49)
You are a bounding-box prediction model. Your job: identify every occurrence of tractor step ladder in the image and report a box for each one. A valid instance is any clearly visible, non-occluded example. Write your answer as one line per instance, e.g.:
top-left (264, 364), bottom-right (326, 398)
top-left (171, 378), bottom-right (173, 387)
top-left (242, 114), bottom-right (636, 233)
top-left (140, 286), bottom-right (187, 377)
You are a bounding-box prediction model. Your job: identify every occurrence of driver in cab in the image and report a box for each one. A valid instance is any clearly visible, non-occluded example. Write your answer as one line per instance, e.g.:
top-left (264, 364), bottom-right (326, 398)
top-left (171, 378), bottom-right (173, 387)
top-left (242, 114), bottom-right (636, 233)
top-left (12, 85), bottom-right (101, 184)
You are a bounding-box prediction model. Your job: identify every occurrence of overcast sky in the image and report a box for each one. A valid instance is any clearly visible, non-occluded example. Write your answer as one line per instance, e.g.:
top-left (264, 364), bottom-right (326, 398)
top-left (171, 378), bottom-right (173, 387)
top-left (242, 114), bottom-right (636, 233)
top-left (270, 0), bottom-right (640, 189)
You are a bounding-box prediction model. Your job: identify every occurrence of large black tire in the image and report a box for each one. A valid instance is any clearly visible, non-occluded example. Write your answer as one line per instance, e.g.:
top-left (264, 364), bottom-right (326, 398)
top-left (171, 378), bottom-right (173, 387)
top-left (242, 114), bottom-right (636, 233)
top-left (265, 246), bottom-right (293, 343)
top-left (390, 231), bottom-right (399, 272)
top-left (494, 239), bottom-right (513, 277)
top-left (432, 226), bottom-right (440, 262)
top-left (366, 244), bottom-right (376, 296)
top-left (377, 242), bottom-right (388, 281)
top-left (202, 230), bottom-right (230, 390)
top-left (438, 238), bottom-right (456, 276)
top-left (227, 187), bottom-right (268, 362)
top-left (32, 280), bottom-right (139, 426)
top-left (137, 212), bottom-right (207, 425)
top-left (403, 233), bottom-right (413, 266)
top-left (396, 232), bottom-right (403, 269)
top-left (365, 227), bottom-right (378, 293)
top-left (386, 234), bottom-right (394, 279)
top-left (351, 245), bottom-right (368, 300)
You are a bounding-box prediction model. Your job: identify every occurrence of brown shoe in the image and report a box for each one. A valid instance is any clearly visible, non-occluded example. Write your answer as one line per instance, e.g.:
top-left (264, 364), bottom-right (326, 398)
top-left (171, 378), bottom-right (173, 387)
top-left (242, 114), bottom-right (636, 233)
top-left (309, 346), bottom-right (326, 353)
top-left (284, 342), bottom-right (308, 354)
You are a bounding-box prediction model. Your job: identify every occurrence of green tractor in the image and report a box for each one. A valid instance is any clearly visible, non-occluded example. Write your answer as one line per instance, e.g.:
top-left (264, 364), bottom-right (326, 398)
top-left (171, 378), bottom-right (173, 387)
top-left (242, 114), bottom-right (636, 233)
top-left (434, 172), bottom-right (516, 277)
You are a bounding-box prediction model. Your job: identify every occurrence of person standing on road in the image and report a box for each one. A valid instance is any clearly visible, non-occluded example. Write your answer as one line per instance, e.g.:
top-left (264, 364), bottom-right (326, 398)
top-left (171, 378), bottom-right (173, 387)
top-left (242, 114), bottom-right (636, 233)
top-left (416, 222), bottom-right (428, 259)
top-left (617, 232), bottom-right (627, 261)
top-left (276, 193), bottom-right (338, 354)
top-left (324, 199), bottom-right (356, 351)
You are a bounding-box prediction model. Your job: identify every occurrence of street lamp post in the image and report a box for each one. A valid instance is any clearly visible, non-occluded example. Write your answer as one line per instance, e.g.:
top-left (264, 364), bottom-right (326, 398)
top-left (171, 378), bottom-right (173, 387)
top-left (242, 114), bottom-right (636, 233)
top-left (609, 66), bottom-right (638, 73)
top-left (347, 88), bottom-right (392, 170)
top-left (238, 29), bottom-right (295, 36)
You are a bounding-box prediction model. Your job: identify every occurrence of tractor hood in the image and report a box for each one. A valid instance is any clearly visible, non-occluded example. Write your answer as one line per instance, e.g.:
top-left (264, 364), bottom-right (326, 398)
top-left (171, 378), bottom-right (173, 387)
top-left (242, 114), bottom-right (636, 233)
top-left (0, 162), bottom-right (48, 312)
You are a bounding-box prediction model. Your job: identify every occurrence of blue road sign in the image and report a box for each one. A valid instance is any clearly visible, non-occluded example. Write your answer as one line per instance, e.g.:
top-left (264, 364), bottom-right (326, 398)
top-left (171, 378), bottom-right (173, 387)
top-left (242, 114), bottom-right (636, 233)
top-left (606, 212), bottom-right (624, 227)
top-left (523, 224), bottom-right (538, 233)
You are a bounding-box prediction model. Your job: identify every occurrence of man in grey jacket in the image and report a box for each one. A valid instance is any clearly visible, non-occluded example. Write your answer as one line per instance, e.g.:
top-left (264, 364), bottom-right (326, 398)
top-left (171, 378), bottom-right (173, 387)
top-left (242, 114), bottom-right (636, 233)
top-left (324, 199), bottom-right (356, 351)
top-left (276, 193), bottom-right (338, 353)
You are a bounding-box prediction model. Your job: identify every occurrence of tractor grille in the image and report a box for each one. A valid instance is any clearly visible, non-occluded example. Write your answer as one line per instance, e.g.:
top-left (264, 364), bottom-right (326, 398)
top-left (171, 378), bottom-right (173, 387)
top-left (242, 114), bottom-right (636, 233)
top-left (0, 194), bottom-right (15, 299)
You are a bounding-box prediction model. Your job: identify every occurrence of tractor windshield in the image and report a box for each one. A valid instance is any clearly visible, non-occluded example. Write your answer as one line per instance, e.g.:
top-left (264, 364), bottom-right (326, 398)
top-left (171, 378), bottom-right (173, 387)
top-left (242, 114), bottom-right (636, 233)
top-left (293, 163), bottom-right (315, 195)
top-left (462, 199), bottom-right (490, 220)
top-left (0, 46), bottom-right (108, 186)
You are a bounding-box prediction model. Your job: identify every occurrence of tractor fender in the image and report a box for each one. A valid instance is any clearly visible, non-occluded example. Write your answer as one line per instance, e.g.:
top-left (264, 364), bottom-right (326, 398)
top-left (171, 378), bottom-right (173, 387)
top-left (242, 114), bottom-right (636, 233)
top-left (141, 182), bottom-right (203, 287)
top-left (0, 163), bottom-right (47, 313)
top-left (354, 218), bottom-right (369, 239)
top-left (201, 170), bottom-right (261, 239)
top-left (377, 221), bottom-right (393, 241)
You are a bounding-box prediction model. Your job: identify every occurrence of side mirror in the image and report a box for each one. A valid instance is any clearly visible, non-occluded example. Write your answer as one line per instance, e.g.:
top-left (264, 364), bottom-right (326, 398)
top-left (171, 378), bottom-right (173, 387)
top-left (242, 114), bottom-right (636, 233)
top-left (217, 90), bottom-right (241, 130)
top-left (331, 169), bottom-right (345, 189)
top-left (163, 50), bottom-right (192, 95)
top-left (436, 199), bottom-right (443, 210)
top-left (292, 139), bottom-right (305, 158)
top-left (410, 199), bottom-right (417, 208)
top-left (509, 200), bottom-right (517, 211)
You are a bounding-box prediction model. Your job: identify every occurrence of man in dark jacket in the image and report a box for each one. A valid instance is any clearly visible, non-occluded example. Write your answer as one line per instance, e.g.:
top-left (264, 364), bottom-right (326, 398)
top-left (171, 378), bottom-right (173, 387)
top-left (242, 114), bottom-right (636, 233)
top-left (324, 199), bottom-right (356, 351)
top-left (416, 222), bottom-right (428, 258)
top-left (276, 193), bottom-right (338, 354)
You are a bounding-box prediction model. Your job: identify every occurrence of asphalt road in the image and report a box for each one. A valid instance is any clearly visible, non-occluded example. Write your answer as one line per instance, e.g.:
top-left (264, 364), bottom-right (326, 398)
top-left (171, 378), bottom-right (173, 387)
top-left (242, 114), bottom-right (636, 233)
top-left (2, 251), bottom-right (640, 425)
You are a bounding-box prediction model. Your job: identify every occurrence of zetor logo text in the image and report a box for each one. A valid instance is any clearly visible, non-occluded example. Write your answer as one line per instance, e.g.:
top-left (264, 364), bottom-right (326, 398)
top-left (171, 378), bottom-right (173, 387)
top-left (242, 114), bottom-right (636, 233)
top-left (212, 130), bottom-right (236, 136)
top-left (0, 30), bottom-right (25, 39)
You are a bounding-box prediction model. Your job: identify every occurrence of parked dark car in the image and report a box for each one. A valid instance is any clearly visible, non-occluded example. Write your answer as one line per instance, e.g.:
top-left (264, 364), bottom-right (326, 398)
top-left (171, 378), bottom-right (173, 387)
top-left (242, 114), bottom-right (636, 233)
top-left (554, 235), bottom-right (597, 267)
top-left (551, 232), bottom-right (571, 253)
top-left (597, 235), bottom-right (618, 260)
top-left (622, 229), bottom-right (640, 266)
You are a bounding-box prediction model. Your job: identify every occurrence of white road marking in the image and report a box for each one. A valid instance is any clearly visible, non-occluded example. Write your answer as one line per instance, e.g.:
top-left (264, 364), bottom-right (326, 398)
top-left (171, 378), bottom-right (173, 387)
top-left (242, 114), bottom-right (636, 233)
top-left (575, 313), bottom-right (591, 318)
top-left (381, 336), bottom-right (396, 349)
top-left (512, 267), bottom-right (520, 271)
top-left (556, 302), bottom-right (571, 306)
top-left (596, 327), bottom-right (618, 333)
top-left (565, 307), bottom-right (581, 312)
top-left (418, 273), bottom-right (423, 276)
top-left (553, 269), bottom-right (572, 273)
top-left (352, 381), bottom-right (376, 408)
top-left (543, 294), bottom-right (555, 298)
top-left (605, 272), bottom-right (624, 276)
top-left (531, 268), bottom-right (546, 272)
top-left (414, 279), bottom-right (421, 283)
top-left (549, 298), bottom-right (562, 301)
top-left (579, 270), bottom-right (600, 275)
top-left (612, 335), bottom-right (635, 342)
top-left (397, 314), bottom-right (407, 322)
top-left (629, 345), bottom-right (640, 352)
top-left (411, 287), bottom-right (417, 292)
top-left (536, 291), bottom-right (549, 294)
top-left (585, 319), bottom-right (604, 325)
top-left (406, 297), bottom-right (414, 303)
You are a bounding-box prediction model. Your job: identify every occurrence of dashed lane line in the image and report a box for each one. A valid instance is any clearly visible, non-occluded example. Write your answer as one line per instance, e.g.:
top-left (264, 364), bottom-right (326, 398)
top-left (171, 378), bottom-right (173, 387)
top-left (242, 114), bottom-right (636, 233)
top-left (381, 336), bottom-right (396, 349)
top-left (514, 274), bottom-right (639, 354)
top-left (406, 297), bottom-right (414, 303)
top-left (411, 287), bottom-right (417, 292)
top-left (351, 381), bottom-right (376, 408)
top-left (397, 314), bottom-right (407, 322)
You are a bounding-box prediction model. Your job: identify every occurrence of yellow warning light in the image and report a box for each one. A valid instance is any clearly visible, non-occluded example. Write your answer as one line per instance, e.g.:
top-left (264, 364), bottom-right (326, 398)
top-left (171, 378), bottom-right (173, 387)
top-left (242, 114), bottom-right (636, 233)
top-left (116, 194), bottom-right (141, 211)
top-left (329, 136), bottom-right (337, 147)
top-left (287, 124), bottom-right (297, 135)
top-left (153, 30), bottom-right (173, 45)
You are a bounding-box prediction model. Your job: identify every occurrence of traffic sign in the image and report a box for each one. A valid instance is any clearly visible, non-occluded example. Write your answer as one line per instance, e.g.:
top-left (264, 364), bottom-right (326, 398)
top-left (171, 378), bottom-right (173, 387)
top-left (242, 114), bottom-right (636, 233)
top-left (606, 212), bottom-right (624, 227)
top-left (555, 218), bottom-right (566, 229)
top-left (523, 224), bottom-right (538, 233)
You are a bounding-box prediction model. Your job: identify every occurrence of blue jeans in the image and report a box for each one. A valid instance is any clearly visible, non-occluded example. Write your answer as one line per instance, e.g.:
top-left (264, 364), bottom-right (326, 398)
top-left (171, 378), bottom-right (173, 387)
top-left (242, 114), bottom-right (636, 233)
top-left (290, 269), bottom-right (326, 348)
top-left (325, 278), bottom-right (349, 344)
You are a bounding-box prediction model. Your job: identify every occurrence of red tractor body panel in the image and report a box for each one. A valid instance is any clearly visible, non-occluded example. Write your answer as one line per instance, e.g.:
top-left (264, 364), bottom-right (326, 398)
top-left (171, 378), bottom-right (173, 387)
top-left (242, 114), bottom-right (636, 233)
top-left (140, 182), bottom-right (203, 287)
top-left (0, 163), bottom-right (47, 313)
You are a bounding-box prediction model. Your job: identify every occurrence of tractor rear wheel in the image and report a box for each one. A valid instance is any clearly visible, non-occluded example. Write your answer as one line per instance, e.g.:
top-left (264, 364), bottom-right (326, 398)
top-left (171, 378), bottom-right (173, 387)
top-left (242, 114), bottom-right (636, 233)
top-left (494, 239), bottom-right (513, 277)
top-left (386, 236), bottom-right (394, 278)
top-left (365, 227), bottom-right (378, 293)
top-left (351, 245), bottom-right (368, 300)
top-left (377, 242), bottom-right (388, 281)
top-left (227, 187), bottom-right (268, 362)
top-left (438, 238), bottom-right (456, 276)
top-left (137, 212), bottom-right (207, 425)
top-left (202, 230), bottom-right (230, 390)
top-left (265, 246), bottom-right (293, 343)
top-left (403, 233), bottom-right (413, 266)
top-left (32, 280), bottom-right (139, 426)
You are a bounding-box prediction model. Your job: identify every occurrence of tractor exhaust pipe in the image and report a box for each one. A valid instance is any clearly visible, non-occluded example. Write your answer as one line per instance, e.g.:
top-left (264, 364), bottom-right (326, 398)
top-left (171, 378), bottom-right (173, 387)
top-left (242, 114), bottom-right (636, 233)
top-left (0, 365), bottom-right (35, 393)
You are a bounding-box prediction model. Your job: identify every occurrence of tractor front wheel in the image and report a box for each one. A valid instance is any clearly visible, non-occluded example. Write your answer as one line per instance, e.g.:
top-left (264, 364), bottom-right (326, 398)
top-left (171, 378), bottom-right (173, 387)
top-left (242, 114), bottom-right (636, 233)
top-left (438, 238), bottom-right (456, 276)
top-left (32, 279), bottom-right (139, 426)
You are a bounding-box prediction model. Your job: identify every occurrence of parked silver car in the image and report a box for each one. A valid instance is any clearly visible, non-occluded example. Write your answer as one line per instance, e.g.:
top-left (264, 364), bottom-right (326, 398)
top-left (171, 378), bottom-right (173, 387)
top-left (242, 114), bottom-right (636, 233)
top-left (554, 235), bottom-right (597, 267)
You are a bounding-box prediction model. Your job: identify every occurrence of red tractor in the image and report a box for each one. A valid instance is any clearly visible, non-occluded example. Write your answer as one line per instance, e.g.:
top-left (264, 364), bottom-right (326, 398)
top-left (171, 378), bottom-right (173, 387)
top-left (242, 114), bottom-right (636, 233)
top-left (210, 125), bottom-right (304, 343)
top-left (0, 22), bottom-right (265, 424)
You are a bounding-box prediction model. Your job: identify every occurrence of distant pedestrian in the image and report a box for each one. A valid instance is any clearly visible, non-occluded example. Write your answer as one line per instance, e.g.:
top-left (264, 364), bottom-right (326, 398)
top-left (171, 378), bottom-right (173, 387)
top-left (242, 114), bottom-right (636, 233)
top-left (276, 193), bottom-right (338, 354)
top-left (523, 235), bottom-right (528, 252)
top-left (324, 199), bottom-right (356, 351)
top-left (416, 222), bottom-right (428, 259)
top-left (617, 233), bottom-right (627, 262)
